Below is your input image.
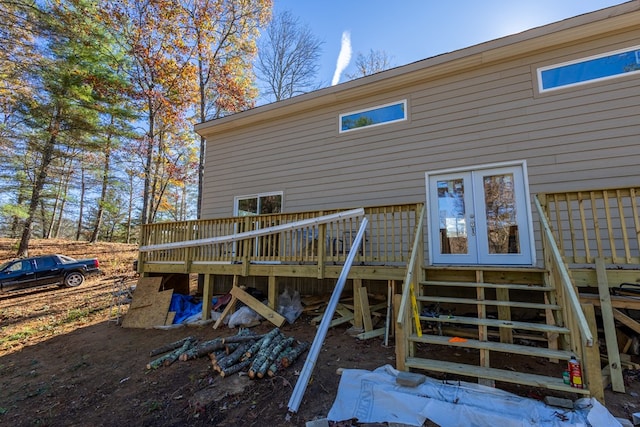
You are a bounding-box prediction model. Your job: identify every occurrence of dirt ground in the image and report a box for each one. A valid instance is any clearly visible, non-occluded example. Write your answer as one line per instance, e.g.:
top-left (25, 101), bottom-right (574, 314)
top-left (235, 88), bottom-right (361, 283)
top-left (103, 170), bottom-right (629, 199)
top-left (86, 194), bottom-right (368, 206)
top-left (0, 239), bottom-right (639, 426)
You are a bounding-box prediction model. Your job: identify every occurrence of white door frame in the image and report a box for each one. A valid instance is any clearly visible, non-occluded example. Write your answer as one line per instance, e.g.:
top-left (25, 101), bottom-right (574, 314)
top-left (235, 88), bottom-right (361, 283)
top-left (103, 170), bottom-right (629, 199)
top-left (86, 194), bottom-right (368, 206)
top-left (425, 160), bottom-right (536, 266)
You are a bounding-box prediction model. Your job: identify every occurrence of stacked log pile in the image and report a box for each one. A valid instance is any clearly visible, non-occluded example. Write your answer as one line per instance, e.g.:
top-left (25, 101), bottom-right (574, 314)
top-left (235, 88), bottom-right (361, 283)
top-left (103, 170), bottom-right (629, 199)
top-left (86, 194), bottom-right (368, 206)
top-left (146, 328), bottom-right (309, 379)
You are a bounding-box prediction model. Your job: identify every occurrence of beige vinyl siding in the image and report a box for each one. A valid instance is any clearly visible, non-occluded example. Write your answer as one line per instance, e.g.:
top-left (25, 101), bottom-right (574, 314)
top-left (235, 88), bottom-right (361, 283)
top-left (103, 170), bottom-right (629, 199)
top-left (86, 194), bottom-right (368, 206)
top-left (202, 28), bottom-right (640, 222)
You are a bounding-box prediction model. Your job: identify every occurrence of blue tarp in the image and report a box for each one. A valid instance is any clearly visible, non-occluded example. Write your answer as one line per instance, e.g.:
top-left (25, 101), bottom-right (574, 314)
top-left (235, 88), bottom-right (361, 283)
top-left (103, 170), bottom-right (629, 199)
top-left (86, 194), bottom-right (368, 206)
top-left (169, 294), bottom-right (217, 324)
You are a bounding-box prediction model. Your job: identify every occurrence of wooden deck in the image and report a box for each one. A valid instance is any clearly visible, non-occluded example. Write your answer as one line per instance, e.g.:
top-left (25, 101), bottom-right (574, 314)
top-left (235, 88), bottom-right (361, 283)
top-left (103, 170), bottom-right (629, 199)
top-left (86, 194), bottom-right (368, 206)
top-left (136, 186), bottom-right (640, 402)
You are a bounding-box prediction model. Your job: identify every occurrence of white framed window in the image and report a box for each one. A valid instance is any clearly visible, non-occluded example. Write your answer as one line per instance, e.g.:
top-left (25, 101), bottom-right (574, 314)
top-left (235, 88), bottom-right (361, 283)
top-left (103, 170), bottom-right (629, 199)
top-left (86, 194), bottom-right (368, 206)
top-left (537, 45), bottom-right (640, 92)
top-left (339, 99), bottom-right (407, 133)
top-left (234, 192), bottom-right (283, 216)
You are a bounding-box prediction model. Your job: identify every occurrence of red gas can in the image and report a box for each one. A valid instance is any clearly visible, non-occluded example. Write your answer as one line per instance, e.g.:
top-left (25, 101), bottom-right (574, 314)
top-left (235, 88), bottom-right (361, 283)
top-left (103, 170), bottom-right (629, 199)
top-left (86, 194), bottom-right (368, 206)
top-left (568, 356), bottom-right (583, 389)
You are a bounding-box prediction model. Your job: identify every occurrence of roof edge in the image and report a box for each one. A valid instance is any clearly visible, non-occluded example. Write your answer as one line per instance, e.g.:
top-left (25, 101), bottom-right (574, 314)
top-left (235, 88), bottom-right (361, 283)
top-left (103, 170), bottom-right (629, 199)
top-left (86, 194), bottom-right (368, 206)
top-left (195, 1), bottom-right (640, 139)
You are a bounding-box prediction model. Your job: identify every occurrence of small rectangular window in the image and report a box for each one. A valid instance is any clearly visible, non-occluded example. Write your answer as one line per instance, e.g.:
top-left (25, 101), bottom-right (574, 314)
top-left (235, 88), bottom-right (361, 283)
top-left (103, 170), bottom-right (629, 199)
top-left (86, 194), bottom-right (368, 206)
top-left (235, 192), bottom-right (282, 216)
top-left (339, 100), bottom-right (407, 133)
top-left (538, 46), bottom-right (640, 92)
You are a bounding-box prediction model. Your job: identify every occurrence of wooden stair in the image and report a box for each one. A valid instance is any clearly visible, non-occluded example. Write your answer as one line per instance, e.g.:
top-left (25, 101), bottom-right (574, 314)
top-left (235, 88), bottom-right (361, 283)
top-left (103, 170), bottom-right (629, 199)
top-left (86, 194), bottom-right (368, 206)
top-left (402, 270), bottom-right (590, 395)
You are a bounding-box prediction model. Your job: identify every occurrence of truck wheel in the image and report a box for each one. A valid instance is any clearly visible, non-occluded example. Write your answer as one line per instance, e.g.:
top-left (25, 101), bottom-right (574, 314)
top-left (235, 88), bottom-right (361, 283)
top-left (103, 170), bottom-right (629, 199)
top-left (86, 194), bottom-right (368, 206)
top-left (64, 272), bottom-right (85, 287)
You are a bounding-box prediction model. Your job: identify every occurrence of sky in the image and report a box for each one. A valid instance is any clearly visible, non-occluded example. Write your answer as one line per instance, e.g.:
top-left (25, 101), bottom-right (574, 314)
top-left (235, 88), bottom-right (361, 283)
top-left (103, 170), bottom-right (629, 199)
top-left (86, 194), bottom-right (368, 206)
top-left (272, 0), bottom-right (628, 86)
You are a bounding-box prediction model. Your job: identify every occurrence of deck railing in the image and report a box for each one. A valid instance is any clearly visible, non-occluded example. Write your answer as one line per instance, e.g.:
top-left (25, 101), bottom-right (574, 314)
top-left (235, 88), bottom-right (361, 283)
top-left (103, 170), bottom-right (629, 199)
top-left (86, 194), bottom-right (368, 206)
top-left (139, 203), bottom-right (423, 267)
top-left (538, 187), bottom-right (640, 266)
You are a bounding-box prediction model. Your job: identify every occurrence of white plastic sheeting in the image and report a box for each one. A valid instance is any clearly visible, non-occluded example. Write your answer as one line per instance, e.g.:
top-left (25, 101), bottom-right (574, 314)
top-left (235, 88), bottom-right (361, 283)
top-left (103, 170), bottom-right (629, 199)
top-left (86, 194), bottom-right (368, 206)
top-left (328, 365), bottom-right (620, 427)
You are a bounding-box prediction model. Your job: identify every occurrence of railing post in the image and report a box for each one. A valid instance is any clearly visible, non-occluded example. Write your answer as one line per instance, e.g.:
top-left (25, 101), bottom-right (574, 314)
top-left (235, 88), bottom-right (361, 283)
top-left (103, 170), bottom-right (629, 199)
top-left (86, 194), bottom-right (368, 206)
top-left (317, 222), bottom-right (326, 279)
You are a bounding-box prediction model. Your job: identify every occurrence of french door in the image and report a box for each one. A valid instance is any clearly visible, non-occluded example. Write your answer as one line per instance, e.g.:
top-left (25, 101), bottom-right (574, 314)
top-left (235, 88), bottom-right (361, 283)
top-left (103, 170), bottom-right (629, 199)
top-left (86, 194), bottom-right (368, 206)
top-left (426, 162), bottom-right (534, 265)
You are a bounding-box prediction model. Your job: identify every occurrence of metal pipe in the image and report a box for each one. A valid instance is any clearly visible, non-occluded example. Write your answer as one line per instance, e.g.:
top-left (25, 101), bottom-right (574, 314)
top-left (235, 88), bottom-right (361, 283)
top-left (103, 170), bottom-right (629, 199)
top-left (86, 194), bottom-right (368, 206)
top-left (287, 217), bottom-right (369, 414)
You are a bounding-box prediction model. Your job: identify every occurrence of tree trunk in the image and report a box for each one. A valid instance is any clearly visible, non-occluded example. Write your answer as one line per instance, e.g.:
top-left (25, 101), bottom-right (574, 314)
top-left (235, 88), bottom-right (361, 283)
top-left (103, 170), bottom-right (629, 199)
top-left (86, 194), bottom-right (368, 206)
top-left (18, 114), bottom-right (59, 257)
top-left (90, 130), bottom-right (112, 243)
top-left (75, 164), bottom-right (86, 240)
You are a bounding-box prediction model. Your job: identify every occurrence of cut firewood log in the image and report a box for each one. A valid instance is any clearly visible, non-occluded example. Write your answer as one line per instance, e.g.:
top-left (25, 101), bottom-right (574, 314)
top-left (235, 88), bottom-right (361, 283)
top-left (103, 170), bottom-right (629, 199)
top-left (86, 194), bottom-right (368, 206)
top-left (179, 338), bottom-right (224, 361)
top-left (147, 339), bottom-right (194, 369)
top-left (255, 336), bottom-right (295, 378)
top-left (149, 336), bottom-right (195, 357)
top-left (223, 333), bottom-right (264, 344)
top-left (216, 342), bottom-right (253, 372)
top-left (224, 342), bottom-right (239, 355)
top-left (267, 346), bottom-right (295, 377)
top-left (245, 327), bottom-right (281, 359)
top-left (249, 333), bottom-right (285, 379)
top-left (282, 341), bottom-right (310, 368)
top-left (219, 359), bottom-right (252, 377)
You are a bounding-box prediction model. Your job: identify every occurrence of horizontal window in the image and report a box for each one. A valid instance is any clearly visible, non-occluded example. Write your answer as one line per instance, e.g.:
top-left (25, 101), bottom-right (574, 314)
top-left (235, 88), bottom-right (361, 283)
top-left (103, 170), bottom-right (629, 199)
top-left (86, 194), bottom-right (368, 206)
top-left (235, 192), bottom-right (282, 216)
top-left (538, 46), bottom-right (640, 92)
top-left (339, 100), bottom-right (407, 133)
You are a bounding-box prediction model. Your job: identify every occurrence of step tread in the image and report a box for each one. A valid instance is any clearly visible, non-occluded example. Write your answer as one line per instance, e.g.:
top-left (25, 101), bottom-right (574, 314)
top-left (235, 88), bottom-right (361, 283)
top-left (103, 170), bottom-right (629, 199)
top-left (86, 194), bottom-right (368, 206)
top-left (404, 357), bottom-right (590, 395)
top-left (421, 280), bottom-right (554, 291)
top-left (416, 295), bottom-right (560, 310)
top-left (408, 333), bottom-right (573, 360)
top-left (418, 315), bottom-right (570, 334)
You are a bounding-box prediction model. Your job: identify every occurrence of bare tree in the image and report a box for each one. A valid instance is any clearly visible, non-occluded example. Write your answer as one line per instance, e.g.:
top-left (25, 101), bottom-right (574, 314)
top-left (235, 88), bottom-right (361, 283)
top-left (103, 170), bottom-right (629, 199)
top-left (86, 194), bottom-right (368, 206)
top-left (346, 49), bottom-right (394, 79)
top-left (255, 11), bottom-right (323, 102)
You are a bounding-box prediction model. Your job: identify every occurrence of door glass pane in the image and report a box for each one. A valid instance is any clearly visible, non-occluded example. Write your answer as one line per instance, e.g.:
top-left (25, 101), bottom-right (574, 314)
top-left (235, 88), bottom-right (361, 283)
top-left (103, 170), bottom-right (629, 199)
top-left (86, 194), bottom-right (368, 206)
top-left (437, 179), bottom-right (467, 254)
top-left (483, 173), bottom-right (520, 254)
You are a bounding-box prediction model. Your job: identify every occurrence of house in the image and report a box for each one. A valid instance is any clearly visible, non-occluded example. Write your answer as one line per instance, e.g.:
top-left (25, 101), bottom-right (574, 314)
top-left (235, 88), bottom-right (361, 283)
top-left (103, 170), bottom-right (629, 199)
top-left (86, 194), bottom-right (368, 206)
top-left (138, 1), bottom-right (640, 402)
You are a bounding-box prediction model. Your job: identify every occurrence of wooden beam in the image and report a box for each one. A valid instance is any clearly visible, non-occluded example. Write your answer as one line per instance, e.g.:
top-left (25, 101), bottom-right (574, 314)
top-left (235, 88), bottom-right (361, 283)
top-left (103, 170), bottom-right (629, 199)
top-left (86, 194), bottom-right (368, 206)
top-left (394, 293), bottom-right (406, 371)
top-left (582, 303), bottom-right (605, 405)
top-left (357, 286), bottom-right (373, 332)
top-left (613, 308), bottom-right (640, 335)
top-left (202, 274), bottom-right (214, 320)
top-left (580, 293), bottom-right (640, 310)
top-left (213, 295), bottom-right (237, 329)
top-left (268, 275), bottom-right (277, 310)
top-left (596, 258), bottom-right (625, 393)
top-left (353, 279), bottom-right (363, 329)
top-left (230, 285), bottom-right (286, 328)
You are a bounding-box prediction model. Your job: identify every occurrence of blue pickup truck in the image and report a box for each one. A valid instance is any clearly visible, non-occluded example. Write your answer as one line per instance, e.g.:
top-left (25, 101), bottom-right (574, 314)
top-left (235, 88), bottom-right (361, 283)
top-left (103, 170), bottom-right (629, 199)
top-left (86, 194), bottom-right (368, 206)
top-left (0, 254), bottom-right (101, 292)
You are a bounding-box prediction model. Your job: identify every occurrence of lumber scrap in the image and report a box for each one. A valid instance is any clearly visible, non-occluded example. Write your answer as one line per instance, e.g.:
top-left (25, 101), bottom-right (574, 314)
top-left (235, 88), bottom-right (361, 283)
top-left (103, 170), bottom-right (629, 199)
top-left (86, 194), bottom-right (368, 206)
top-left (612, 309), bottom-right (640, 335)
top-left (213, 295), bottom-right (237, 329)
top-left (230, 286), bottom-right (286, 327)
top-left (596, 258), bottom-right (625, 393)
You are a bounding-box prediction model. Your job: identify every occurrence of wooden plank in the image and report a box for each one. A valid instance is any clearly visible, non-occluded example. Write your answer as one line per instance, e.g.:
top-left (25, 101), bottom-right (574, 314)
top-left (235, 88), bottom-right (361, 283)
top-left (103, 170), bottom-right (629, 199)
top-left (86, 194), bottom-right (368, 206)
top-left (613, 308), bottom-right (640, 334)
top-left (496, 288), bottom-right (513, 344)
top-left (358, 286), bottom-right (373, 332)
top-left (417, 295), bottom-right (559, 310)
top-left (596, 257), bottom-right (625, 393)
top-left (404, 357), bottom-right (591, 395)
top-left (580, 293), bottom-right (640, 310)
top-left (268, 275), bottom-right (277, 310)
top-left (201, 274), bottom-right (214, 320)
top-left (356, 328), bottom-right (385, 340)
top-left (544, 293), bottom-right (559, 363)
top-left (419, 314), bottom-right (570, 334)
top-left (394, 294), bottom-right (406, 371)
top-left (582, 303), bottom-right (605, 405)
top-left (230, 286), bottom-right (286, 327)
top-left (421, 280), bottom-right (553, 291)
top-left (129, 276), bottom-right (163, 309)
top-left (353, 279), bottom-right (363, 329)
top-left (409, 334), bottom-right (574, 360)
top-left (213, 295), bottom-right (237, 330)
top-left (476, 271), bottom-right (494, 388)
top-left (122, 289), bottom-right (173, 329)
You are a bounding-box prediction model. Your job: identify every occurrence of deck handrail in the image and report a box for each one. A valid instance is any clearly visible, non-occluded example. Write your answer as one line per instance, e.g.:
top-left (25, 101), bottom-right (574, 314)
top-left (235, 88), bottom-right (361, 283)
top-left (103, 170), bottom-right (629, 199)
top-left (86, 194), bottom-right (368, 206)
top-left (139, 208), bottom-right (365, 252)
top-left (534, 195), bottom-right (593, 347)
top-left (396, 204), bottom-right (426, 325)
